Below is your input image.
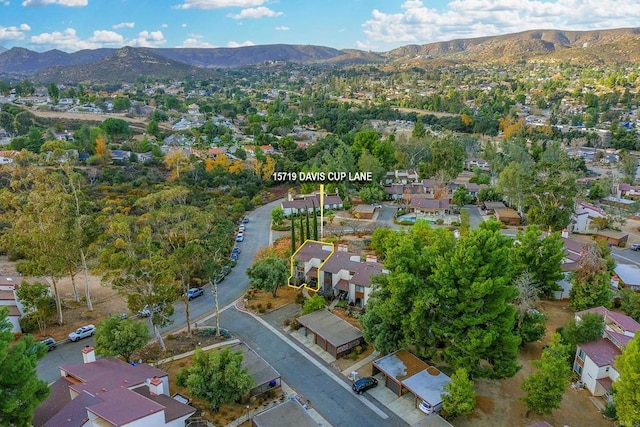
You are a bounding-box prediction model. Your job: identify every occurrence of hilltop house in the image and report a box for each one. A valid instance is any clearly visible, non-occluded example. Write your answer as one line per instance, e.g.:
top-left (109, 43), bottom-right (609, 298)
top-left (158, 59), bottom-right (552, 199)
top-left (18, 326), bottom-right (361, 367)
top-left (33, 347), bottom-right (196, 427)
top-left (612, 182), bottom-right (640, 199)
top-left (573, 307), bottom-right (640, 399)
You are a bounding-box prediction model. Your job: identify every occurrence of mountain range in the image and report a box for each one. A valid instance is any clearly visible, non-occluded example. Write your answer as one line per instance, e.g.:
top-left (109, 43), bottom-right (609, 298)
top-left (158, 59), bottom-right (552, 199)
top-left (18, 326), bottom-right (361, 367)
top-left (1, 27), bottom-right (639, 84)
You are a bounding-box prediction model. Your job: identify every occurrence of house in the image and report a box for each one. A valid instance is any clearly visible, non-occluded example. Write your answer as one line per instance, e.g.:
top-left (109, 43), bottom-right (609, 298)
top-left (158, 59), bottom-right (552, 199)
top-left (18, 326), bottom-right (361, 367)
top-left (252, 399), bottom-right (317, 427)
top-left (573, 307), bottom-right (640, 398)
top-left (0, 277), bottom-right (23, 334)
top-left (613, 264), bottom-right (640, 291)
top-left (483, 201), bottom-right (506, 213)
top-left (318, 244), bottom-right (386, 307)
top-left (612, 182), bottom-right (640, 199)
top-left (372, 350), bottom-right (451, 412)
top-left (110, 150), bottom-right (131, 162)
top-left (281, 192), bottom-right (343, 217)
top-left (384, 184), bottom-right (404, 200)
top-left (0, 150), bottom-right (19, 165)
top-left (296, 310), bottom-right (364, 359)
top-left (571, 201), bottom-right (607, 234)
top-left (464, 157), bottom-right (490, 171)
top-left (352, 204), bottom-right (375, 219)
top-left (33, 347), bottom-right (196, 427)
top-left (231, 342), bottom-right (281, 398)
top-left (290, 241), bottom-right (334, 291)
top-left (384, 169), bottom-right (420, 185)
top-left (595, 229), bottom-right (628, 247)
top-left (555, 237), bottom-right (585, 299)
top-left (494, 207), bottom-right (521, 225)
top-left (409, 198), bottom-right (450, 215)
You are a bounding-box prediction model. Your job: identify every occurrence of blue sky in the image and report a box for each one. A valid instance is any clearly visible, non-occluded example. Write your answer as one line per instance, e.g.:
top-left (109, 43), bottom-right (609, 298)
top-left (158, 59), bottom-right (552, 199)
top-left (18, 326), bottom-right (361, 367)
top-left (1, 0), bottom-right (639, 52)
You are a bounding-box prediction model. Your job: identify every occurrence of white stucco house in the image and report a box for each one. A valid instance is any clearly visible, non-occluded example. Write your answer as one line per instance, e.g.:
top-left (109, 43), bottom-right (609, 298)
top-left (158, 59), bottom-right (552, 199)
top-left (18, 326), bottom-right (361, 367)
top-left (571, 200), bottom-right (607, 234)
top-left (573, 307), bottom-right (640, 399)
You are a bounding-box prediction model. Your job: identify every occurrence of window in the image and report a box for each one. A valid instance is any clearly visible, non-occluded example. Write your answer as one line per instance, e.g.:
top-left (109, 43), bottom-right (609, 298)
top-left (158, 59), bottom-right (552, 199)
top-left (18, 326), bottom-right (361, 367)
top-left (605, 366), bottom-right (610, 372)
top-left (355, 285), bottom-right (364, 293)
top-left (578, 349), bottom-right (586, 360)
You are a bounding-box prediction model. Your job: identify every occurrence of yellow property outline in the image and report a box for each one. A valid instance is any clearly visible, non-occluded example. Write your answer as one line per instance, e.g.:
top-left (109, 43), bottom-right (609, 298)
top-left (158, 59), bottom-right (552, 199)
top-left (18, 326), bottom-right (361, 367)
top-left (288, 239), bottom-right (334, 293)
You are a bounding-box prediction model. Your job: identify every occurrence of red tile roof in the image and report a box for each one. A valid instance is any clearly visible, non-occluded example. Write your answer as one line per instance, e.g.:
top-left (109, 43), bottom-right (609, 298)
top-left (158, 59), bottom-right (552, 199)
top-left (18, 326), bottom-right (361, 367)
top-left (577, 306), bottom-right (640, 334)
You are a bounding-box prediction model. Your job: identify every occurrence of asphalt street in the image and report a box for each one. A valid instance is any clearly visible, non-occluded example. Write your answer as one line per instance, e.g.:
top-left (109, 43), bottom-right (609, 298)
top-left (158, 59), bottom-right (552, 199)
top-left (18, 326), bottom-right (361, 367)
top-left (208, 308), bottom-right (406, 427)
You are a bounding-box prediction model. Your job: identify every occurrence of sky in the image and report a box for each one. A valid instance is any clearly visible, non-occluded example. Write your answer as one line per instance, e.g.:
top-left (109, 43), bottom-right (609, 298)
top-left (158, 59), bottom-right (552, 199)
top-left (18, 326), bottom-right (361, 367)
top-left (0, 0), bottom-right (639, 53)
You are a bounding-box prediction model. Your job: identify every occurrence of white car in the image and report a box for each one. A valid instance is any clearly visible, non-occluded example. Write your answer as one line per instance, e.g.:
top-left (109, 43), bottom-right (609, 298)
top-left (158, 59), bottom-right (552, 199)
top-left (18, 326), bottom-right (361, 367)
top-left (68, 324), bottom-right (96, 342)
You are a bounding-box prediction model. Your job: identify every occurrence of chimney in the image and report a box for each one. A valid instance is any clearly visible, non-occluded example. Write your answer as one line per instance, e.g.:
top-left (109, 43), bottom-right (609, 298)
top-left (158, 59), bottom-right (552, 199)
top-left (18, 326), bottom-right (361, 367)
top-left (82, 346), bottom-right (95, 363)
top-left (149, 376), bottom-right (165, 396)
top-left (338, 244), bottom-right (348, 252)
top-left (366, 255), bottom-right (377, 263)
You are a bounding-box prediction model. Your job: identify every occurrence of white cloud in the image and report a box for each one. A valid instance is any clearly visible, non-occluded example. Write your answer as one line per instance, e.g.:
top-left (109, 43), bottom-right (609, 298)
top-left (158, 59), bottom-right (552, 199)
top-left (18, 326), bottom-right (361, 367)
top-left (227, 40), bottom-right (254, 47)
top-left (178, 34), bottom-right (216, 48)
top-left (229, 6), bottom-right (282, 19)
top-left (174, 0), bottom-right (264, 10)
top-left (3, 1), bottom-right (10, 6)
top-left (361, 0), bottom-right (640, 47)
top-left (88, 30), bottom-right (124, 45)
top-left (181, 23), bottom-right (187, 28)
top-left (113, 22), bottom-right (135, 29)
top-left (275, 26), bottom-right (289, 31)
top-left (130, 30), bottom-right (166, 47)
top-left (0, 23), bottom-right (30, 41)
top-left (161, 23), bottom-right (168, 28)
top-left (22, 0), bottom-right (87, 6)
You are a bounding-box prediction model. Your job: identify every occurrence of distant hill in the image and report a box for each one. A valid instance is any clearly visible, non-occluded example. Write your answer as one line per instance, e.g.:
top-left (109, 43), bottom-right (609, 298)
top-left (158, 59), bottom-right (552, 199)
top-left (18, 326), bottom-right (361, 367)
top-left (1, 27), bottom-right (640, 83)
top-left (386, 27), bottom-right (640, 65)
top-left (36, 46), bottom-right (210, 84)
top-left (0, 46), bottom-right (6, 54)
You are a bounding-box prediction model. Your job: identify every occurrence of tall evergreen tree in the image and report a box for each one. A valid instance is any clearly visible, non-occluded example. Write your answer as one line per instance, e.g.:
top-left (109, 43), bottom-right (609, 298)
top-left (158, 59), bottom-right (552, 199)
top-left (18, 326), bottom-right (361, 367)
top-left (0, 307), bottom-right (50, 425)
top-left (291, 216), bottom-right (296, 253)
top-left (305, 209), bottom-right (311, 241)
top-left (299, 213), bottom-right (305, 242)
top-left (312, 201), bottom-right (318, 240)
top-left (431, 221), bottom-right (521, 378)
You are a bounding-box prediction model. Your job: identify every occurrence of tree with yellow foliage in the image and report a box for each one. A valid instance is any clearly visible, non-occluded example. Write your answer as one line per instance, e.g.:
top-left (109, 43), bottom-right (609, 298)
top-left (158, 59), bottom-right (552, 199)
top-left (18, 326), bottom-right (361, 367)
top-left (253, 156), bottom-right (276, 181)
top-left (163, 151), bottom-right (192, 181)
top-left (499, 116), bottom-right (527, 139)
top-left (95, 133), bottom-right (110, 164)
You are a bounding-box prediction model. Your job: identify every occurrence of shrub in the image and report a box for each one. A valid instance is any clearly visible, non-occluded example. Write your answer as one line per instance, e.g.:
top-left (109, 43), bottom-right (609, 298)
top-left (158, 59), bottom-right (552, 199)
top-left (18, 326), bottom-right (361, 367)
top-left (283, 318), bottom-right (291, 327)
top-left (435, 218), bottom-right (444, 225)
top-left (167, 333), bottom-right (174, 340)
top-left (258, 307), bottom-right (266, 314)
top-left (266, 302), bottom-right (272, 309)
top-left (257, 303), bottom-right (263, 309)
top-left (336, 300), bottom-right (348, 309)
top-left (250, 304), bottom-right (256, 310)
top-left (602, 401), bottom-right (617, 420)
top-left (295, 292), bottom-right (306, 305)
top-left (348, 351), bottom-right (358, 361)
top-left (290, 319), bottom-right (301, 330)
top-left (355, 345), bottom-right (363, 355)
top-left (18, 314), bottom-right (38, 334)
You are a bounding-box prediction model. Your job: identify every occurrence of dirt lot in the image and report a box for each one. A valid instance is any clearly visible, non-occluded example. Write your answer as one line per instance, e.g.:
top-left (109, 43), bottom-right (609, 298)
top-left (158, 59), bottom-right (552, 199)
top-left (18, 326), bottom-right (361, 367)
top-left (0, 256), bottom-right (128, 341)
top-left (455, 300), bottom-right (613, 427)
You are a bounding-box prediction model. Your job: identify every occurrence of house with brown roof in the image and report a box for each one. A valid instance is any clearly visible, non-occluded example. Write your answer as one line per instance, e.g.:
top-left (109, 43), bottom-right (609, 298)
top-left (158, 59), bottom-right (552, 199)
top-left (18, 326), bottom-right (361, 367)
top-left (612, 182), bottom-right (640, 199)
top-left (384, 169), bottom-right (420, 185)
top-left (318, 244), bottom-right (386, 307)
top-left (409, 198), bottom-right (450, 215)
top-left (281, 192), bottom-right (343, 217)
top-left (33, 347), bottom-right (196, 427)
top-left (573, 307), bottom-right (640, 399)
top-left (494, 207), bottom-right (521, 225)
top-left (0, 277), bottom-right (23, 334)
top-left (290, 241), bottom-right (334, 291)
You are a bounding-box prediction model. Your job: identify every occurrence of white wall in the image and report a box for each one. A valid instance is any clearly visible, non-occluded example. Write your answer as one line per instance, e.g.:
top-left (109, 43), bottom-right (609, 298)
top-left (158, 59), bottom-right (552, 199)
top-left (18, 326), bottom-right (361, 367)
top-left (580, 356), bottom-right (600, 395)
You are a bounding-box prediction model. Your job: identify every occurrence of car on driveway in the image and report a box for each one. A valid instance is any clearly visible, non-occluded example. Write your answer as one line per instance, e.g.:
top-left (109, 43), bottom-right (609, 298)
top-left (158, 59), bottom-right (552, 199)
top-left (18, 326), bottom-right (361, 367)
top-left (40, 337), bottom-right (57, 351)
top-left (352, 376), bottom-right (378, 394)
top-left (187, 288), bottom-right (204, 300)
top-left (68, 324), bottom-right (96, 342)
top-left (631, 243), bottom-right (640, 251)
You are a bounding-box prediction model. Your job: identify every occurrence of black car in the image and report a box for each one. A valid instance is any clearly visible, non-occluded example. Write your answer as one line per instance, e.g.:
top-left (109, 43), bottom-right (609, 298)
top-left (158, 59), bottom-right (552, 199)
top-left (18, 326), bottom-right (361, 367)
top-left (352, 377), bottom-right (378, 394)
top-left (40, 337), bottom-right (56, 351)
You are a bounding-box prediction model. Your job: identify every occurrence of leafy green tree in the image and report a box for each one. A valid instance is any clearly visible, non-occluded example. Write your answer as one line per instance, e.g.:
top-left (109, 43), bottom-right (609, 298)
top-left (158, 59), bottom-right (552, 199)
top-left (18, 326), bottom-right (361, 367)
top-left (510, 226), bottom-right (564, 298)
top-left (271, 206), bottom-right (285, 226)
top-left (526, 165), bottom-right (578, 231)
top-left (620, 287), bottom-right (640, 321)
top-left (0, 307), bottom-right (50, 426)
top-left (246, 256), bottom-right (288, 297)
top-left (618, 151), bottom-right (638, 184)
top-left (47, 82), bottom-right (59, 104)
top-left (100, 117), bottom-right (131, 141)
top-left (441, 368), bottom-right (476, 419)
top-left (559, 312), bottom-right (605, 361)
top-left (432, 221), bottom-right (521, 378)
top-left (95, 315), bottom-right (149, 363)
top-left (302, 294), bottom-right (326, 314)
top-left (569, 243), bottom-right (613, 311)
top-left (412, 119), bottom-right (426, 138)
top-left (146, 119), bottom-right (160, 139)
top-left (588, 181), bottom-right (607, 201)
top-left (15, 281), bottom-right (55, 333)
top-left (418, 133), bottom-right (465, 182)
top-left (613, 334), bottom-right (640, 426)
top-left (515, 311), bottom-right (546, 345)
top-left (496, 161), bottom-right (531, 213)
top-left (112, 97), bottom-right (131, 112)
top-left (359, 183), bottom-right (387, 204)
top-left (176, 347), bottom-right (254, 411)
top-left (521, 333), bottom-right (571, 415)
top-left (452, 186), bottom-right (473, 207)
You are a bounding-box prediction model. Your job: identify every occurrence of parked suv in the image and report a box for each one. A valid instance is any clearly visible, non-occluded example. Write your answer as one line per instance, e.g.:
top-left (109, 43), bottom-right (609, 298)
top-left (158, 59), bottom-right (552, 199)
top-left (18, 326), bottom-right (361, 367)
top-left (40, 337), bottom-right (57, 351)
top-left (631, 243), bottom-right (640, 251)
top-left (352, 377), bottom-right (378, 394)
top-left (68, 324), bottom-right (95, 342)
top-left (187, 288), bottom-right (204, 300)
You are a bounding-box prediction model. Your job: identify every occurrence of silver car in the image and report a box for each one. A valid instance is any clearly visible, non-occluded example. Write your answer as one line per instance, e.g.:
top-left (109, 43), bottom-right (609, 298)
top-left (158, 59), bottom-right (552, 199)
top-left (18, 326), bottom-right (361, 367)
top-left (68, 324), bottom-right (96, 342)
